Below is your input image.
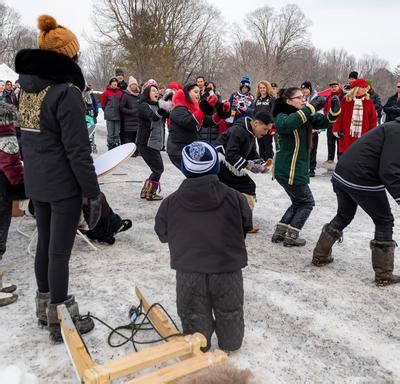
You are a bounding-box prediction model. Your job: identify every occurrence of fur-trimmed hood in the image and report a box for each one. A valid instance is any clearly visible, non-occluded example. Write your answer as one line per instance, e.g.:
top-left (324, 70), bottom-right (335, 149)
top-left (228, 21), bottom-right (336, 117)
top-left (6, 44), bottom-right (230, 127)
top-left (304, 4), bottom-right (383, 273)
top-left (172, 89), bottom-right (199, 113)
top-left (0, 101), bottom-right (19, 126)
top-left (15, 49), bottom-right (85, 92)
top-left (272, 98), bottom-right (299, 117)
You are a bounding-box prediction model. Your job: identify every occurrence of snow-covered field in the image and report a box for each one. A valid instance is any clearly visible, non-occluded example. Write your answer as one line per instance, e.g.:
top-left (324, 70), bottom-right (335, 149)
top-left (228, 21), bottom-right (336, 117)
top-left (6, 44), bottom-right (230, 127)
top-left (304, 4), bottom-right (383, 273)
top-left (1, 115), bottom-right (400, 383)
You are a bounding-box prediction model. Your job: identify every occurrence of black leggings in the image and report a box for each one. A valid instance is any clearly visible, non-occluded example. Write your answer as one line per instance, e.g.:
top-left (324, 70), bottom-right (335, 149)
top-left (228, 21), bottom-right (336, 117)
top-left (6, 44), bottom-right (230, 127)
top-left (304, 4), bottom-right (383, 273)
top-left (136, 144), bottom-right (164, 181)
top-left (33, 196), bottom-right (82, 304)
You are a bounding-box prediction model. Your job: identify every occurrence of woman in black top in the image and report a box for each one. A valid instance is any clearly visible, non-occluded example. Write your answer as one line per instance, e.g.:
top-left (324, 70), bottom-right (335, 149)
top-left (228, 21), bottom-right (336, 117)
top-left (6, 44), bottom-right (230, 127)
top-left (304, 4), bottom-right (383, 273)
top-left (137, 84), bottom-right (171, 200)
top-left (255, 80), bottom-right (276, 162)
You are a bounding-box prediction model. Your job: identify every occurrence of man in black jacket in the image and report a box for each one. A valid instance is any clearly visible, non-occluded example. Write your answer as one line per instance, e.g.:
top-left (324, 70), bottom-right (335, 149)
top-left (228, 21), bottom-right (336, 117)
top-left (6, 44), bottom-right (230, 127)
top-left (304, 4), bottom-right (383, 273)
top-left (383, 82), bottom-right (400, 122)
top-left (312, 117), bottom-right (400, 286)
top-left (215, 111), bottom-right (274, 233)
top-left (155, 141), bottom-right (252, 351)
top-left (16, 15), bottom-right (101, 342)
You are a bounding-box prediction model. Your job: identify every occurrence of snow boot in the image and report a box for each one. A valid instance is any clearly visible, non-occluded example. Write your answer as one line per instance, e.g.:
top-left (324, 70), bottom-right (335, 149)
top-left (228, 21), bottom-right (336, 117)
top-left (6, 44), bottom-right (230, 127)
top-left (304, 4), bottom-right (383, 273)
top-left (140, 179), bottom-right (151, 199)
top-left (46, 295), bottom-right (95, 343)
top-left (0, 268), bottom-right (17, 293)
top-left (242, 193), bottom-right (260, 233)
top-left (312, 224), bottom-right (342, 266)
top-left (0, 291), bottom-right (17, 306)
top-left (35, 291), bottom-right (50, 327)
top-left (370, 240), bottom-right (400, 287)
top-left (283, 225), bottom-right (306, 247)
top-left (146, 180), bottom-right (163, 201)
top-left (271, 223), bottom-right (288, 243)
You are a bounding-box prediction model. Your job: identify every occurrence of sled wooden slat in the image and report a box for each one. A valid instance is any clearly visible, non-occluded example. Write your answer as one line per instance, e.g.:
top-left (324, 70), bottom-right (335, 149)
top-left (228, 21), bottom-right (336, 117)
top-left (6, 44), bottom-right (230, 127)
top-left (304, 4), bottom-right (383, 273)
top-left (135, 286), bottom-right (179, 340)
top-left (57, 305), bottom-right (95, 381)
top-left (125, 350), bottom-right (228, 384)
top-left (83, 334), bottom-right (206, 383)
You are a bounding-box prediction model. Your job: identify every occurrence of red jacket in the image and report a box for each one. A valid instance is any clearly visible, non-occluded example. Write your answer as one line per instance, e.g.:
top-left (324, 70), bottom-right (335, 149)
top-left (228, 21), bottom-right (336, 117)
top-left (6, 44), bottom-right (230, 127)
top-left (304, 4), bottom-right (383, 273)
top-left (100, 85), bottom-right (123, 108)
top-left (332, 97), bottom-right (377, 153)
top-left (0, 124), bottom-right (24, 186)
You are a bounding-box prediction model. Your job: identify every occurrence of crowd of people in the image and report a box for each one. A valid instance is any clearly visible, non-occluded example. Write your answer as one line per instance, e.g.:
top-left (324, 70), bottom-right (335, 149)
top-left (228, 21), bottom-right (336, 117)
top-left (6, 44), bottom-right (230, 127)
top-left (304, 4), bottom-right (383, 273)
top-left (1, 15), bottom-right (400, 362)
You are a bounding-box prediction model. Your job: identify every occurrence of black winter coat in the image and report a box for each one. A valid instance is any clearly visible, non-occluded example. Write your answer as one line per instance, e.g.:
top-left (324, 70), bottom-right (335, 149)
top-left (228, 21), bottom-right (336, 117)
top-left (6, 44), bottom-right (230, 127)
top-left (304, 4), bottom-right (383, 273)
top-left (214, 117), bottom-right (259, 174)
top-left (333, 117), bottom-right (400, 203)
top-left (155, 174), bottom-right (252, 273)
top-left (120, 91), bottom-right (140, 132)
top-left (16, 49), bottom-right (100, 202)
top-left (383, 94), bottom-right (400, 122)
top-left (370, 92), bottom-right (382, 119)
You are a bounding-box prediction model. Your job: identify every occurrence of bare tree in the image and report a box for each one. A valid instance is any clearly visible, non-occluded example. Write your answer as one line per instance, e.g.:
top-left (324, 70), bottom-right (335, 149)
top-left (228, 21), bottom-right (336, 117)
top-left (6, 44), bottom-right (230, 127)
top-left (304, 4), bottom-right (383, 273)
top-left (92, 0), bottom-right (223, 85)
top-left (81, 42), bottom-right (118, 90)
top-left (0, 2), bottom-right (36, 67)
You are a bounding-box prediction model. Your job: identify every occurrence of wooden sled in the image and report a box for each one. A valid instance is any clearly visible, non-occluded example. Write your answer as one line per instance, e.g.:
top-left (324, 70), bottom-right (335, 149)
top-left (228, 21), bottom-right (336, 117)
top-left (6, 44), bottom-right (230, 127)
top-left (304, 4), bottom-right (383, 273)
top-left (57, 287), bottom-right (228, 383)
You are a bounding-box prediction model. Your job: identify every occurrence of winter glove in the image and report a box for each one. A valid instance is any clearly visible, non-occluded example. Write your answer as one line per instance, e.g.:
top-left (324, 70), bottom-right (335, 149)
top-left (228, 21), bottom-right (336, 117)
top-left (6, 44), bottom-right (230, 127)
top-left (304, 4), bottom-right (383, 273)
top-left (83, 195), bottom-right (102, 230)
top-left (308, 96), bottom-right (326, 112)
top-left (246, 160), bottom-right (264, 174)
top-left (206, 94), bottom-right (218, 108)
top-left (158, 98), bottom-right (173, 113)
top-left (333, 131), bottom-right (341, 139)
top-left (330, 95), bottom-right (340, 113)
top-left (199, 99), bottom-right (214, 114)
top-left (162, 89), bottom-right (174, 102)
top-left (216, 101), bottom-right (231, 119)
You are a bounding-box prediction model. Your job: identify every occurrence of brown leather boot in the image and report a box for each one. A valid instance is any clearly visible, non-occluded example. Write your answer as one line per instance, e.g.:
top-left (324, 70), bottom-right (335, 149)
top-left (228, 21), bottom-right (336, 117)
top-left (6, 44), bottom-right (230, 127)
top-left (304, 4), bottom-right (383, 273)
top-left (312, 224), bottom-right (342, 266)
top-left (146, 180), bottom-right (163, 201)
top-left (370, 240), bottom-right (400, 287)
top-left (140, 179), bottom-right (151, 199)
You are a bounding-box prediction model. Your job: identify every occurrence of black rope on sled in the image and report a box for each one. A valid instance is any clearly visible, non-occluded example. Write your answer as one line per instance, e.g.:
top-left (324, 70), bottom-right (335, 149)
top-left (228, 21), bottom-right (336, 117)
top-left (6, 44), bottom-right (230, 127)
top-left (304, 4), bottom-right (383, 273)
top-left (79, 300), bottom-right (182, 352)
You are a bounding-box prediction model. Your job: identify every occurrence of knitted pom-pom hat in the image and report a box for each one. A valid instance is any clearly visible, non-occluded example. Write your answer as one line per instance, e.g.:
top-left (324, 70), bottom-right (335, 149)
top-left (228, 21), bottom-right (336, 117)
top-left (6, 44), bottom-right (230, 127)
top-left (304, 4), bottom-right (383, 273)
top-left (181, 141), bottom-right (220, 178)
top-left (37, 15), bottom-right (80, 59)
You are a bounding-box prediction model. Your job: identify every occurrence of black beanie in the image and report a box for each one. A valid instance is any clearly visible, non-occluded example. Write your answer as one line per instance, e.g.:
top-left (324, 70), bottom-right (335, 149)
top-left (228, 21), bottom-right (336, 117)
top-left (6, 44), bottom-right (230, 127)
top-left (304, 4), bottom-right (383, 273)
top-left (301, 81), bottom-right (312, 91)
top-left (349, 71), bottom-right (358, 80)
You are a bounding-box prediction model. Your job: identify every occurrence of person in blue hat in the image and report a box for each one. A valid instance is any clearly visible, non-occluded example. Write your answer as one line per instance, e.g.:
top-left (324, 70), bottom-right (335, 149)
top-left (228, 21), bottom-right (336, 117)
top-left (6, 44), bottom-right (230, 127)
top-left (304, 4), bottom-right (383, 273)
top-left (155, 141), bottom-right (252, 352)
top-left (228, 74), bottom-right (255, 122)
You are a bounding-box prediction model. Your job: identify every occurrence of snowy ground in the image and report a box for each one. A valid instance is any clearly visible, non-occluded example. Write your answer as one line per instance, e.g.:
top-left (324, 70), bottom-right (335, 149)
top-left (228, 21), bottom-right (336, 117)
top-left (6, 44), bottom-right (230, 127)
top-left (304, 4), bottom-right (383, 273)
top-left (1, 114), bottom-right (400, 384)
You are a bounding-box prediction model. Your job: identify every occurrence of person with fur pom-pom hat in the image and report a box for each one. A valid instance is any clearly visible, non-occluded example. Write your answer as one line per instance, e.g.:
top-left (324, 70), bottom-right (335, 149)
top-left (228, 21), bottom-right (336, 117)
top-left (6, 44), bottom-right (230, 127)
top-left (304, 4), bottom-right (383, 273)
top-left (15, 15), bottom-right (101, 342)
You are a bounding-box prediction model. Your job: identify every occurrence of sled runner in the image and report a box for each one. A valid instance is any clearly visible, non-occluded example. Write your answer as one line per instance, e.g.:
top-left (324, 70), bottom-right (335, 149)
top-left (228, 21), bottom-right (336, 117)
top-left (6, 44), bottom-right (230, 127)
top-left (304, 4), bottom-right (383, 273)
top-left (57, 287), bottom-right (228, 383)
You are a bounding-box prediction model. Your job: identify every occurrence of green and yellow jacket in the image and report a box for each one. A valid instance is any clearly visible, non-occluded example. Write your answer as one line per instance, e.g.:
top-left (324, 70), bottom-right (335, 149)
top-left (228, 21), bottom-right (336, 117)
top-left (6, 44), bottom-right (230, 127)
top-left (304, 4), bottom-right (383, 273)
top-left (273, 102), bottom-right (339, 185)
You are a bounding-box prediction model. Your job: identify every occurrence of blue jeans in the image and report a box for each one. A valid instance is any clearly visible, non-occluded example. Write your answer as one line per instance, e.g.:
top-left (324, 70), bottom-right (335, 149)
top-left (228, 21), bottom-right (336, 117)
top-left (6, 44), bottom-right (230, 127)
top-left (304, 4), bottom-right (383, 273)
top-left (276, 178), bottom-right (315, 230)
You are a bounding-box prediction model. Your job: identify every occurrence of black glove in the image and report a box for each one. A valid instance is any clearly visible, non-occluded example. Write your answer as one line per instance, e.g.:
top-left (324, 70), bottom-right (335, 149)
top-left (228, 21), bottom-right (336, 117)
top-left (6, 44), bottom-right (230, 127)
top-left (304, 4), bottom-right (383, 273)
top-left (309, 96), bottom-right (326, 112)
top-left (199, 99), bottom-right (214, 114)
top-left (330, 95), bottom-right (340, 113)
top-left (83, 195), bottom-right (102, 230)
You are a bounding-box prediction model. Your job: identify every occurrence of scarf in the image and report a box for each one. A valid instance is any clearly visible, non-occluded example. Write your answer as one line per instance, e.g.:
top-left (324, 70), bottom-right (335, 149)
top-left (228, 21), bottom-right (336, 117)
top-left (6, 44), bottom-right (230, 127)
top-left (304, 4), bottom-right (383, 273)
top-left (350, 97), bottom-right (364, 138)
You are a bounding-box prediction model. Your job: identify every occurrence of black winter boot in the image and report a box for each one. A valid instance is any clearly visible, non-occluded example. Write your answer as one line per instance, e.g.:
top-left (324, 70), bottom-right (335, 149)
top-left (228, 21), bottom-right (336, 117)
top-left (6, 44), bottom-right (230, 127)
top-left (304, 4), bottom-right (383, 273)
top-left (370, 240), bottom-right (400, 287)
top-left (271, 223), bottom-right (288, 243)
top-left (283, 226), bottom-right (306, 247)
top-left (0, 268), bottom-right (17, 293)
top-left (46, 295), bottom-right (95, 343)
top-left (35, 291), bottom-right (50, 327)
top-left (312, 224), bottom-right (342, 266)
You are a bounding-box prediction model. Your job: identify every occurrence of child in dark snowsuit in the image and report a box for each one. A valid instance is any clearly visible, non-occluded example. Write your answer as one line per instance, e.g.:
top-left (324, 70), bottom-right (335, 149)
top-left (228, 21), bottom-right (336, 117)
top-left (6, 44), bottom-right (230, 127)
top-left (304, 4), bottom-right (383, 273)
top-left (155, 141), bottom-right (252, 351)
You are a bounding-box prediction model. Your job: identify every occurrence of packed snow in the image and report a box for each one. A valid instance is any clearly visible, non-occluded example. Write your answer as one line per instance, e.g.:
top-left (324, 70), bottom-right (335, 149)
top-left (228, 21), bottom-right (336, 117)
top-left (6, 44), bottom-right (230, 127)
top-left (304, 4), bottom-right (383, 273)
top-left (1, 113), bottom-right (400, 383)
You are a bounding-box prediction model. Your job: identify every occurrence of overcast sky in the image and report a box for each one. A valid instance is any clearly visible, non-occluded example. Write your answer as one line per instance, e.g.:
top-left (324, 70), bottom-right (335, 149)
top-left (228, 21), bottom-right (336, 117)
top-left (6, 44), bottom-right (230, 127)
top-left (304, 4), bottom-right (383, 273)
top-left (5, 0), bottom-right (399, 70)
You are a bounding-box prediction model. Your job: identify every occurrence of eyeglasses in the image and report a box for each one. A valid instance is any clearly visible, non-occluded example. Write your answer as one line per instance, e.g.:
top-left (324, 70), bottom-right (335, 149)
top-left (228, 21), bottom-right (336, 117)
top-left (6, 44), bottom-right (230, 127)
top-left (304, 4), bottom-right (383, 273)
top-left (290, 96), bottom-right (305, 100)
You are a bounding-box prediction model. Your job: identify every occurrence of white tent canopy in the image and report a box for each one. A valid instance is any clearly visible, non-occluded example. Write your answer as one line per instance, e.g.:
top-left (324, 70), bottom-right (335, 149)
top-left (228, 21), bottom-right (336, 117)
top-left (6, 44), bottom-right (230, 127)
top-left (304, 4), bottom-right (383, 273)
top-left (0, 63), bottom-right (18, 83)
